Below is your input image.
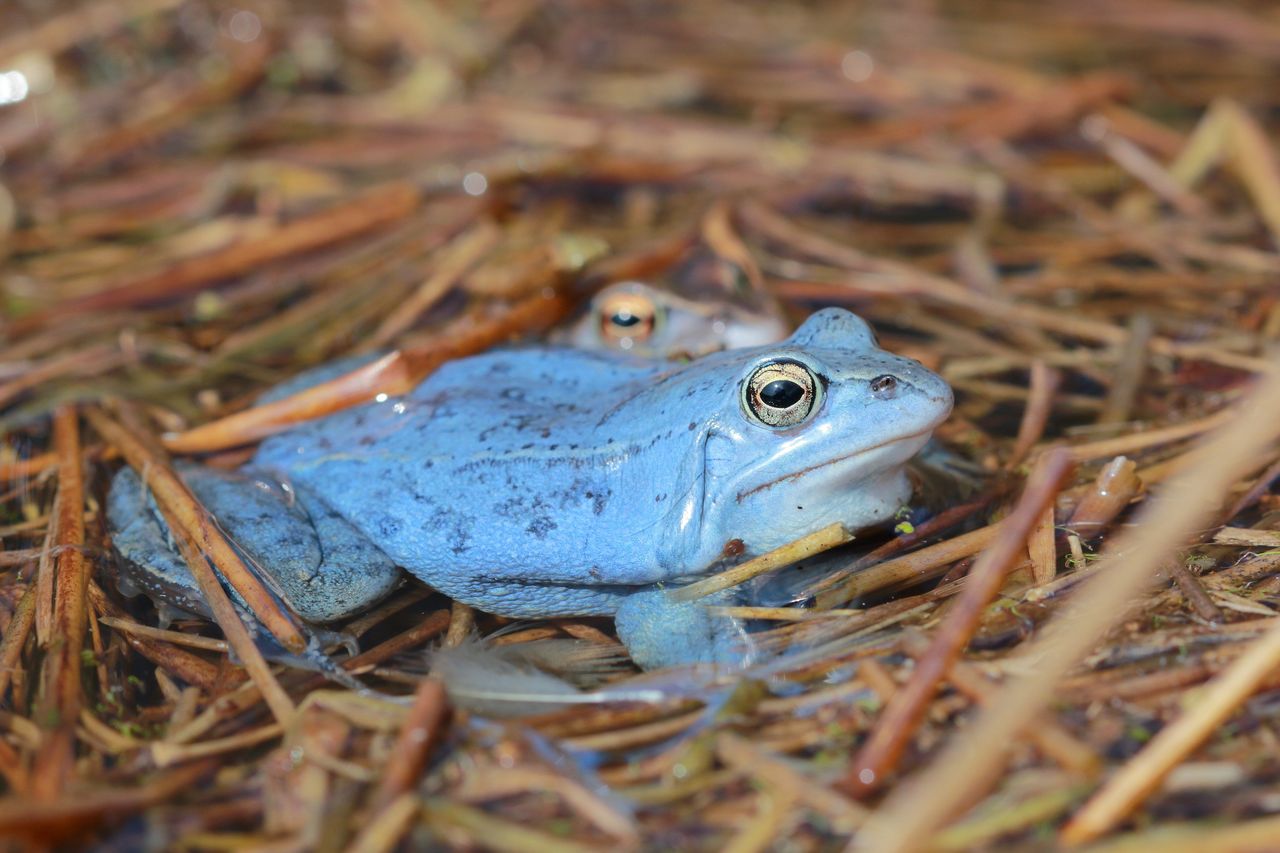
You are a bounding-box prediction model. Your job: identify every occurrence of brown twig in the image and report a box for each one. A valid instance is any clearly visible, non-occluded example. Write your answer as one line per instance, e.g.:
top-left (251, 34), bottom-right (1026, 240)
top-left (1006, 361), bottom-right (1061, 470)
top-left (18, 182), bottom-right (422, 327)
top-left (840, 449), bottom-right (1074, 797)
top-left (369, 678), bottom-right (449, 812)
top-left (0, 759), bottom-right (217, 844)
top-left (0, 584), bottom-right (36, 704)
top-left (812, 523), bottom-right (1001, 610)
top-left (31, 407), bottom-right (90, 800)
top-left (84, 406), bottom-right (297, 723)
top-left (858, 356), bottom-right (1280, 853)
top-left (672, 522), bottom-right (851, 601)
top-left (162, 287), bottom-right (575, 453)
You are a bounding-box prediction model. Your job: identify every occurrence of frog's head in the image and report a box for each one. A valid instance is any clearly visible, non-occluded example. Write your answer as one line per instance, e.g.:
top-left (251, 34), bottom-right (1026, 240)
top-left (569, 281), bottom-right (789, 358)
top-left (693, 308), bottom-right (953, 558)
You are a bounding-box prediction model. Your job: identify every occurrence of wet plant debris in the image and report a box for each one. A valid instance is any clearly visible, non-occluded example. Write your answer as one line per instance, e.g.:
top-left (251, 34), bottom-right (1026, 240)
top-left (3, 1), bottom-right (1280, 849)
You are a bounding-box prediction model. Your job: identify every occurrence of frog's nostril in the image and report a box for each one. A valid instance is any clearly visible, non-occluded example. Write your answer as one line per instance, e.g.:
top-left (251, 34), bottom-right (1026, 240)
top-left (870, 375), bottom-right (898, 396)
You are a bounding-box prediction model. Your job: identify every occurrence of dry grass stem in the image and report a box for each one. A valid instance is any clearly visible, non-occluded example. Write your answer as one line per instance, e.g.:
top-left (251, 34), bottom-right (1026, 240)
top-left (858, 360), bottom-right (1280, 852)
top-left (3, 4), bottom-right (1279, 847)
top-left (671, 522), bottom-right (851, 601)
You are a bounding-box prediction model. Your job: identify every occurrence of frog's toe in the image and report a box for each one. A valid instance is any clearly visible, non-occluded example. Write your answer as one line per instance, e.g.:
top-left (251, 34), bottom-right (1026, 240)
top-left (224, 612), bottom-right (370, 691)
top-left (309, 626), bottom-right (361, 658)
top-left (614, 587), bottom-right (752, 670)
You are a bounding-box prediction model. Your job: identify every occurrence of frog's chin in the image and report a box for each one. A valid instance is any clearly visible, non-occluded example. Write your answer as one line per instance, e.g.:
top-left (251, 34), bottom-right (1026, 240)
top-left (735, 429), bottom-right (934, 504)
top-left (728, 430), bottom-right (932, 554)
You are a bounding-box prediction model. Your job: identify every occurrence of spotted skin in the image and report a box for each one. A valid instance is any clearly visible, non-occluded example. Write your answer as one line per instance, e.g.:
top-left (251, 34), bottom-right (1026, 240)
top-left (108, 464), bottom-right (400, 623)
top-left (108, 309), bottom-right (952, 669)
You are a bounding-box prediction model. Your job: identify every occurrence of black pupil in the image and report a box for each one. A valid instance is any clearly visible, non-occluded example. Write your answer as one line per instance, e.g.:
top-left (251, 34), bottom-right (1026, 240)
top-left (760, 379), bottom-right (804, 409)
top-left (610, 311), bottom-right (641, 328)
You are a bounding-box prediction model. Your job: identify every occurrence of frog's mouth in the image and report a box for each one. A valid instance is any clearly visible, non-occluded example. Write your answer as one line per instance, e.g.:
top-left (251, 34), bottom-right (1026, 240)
top-left (734, 427), bottom-right (936, 503)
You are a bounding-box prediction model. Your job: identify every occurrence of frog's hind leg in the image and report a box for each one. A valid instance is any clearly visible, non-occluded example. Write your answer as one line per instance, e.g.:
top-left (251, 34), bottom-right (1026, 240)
top-left (105, 464), bottom-right (397, 686)
top-left (178, 464), bottom-right (400, 624)
top-left (107, 466), bottom-right (216, 619)
top-left (613, 587), bottom-right (752, 671)
top-left (256, 471), bottom-right (403, 623)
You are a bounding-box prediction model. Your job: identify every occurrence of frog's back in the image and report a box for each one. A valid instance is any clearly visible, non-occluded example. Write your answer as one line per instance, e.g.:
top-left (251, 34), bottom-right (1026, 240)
top-left (253, 348), bottom-right (700, 592)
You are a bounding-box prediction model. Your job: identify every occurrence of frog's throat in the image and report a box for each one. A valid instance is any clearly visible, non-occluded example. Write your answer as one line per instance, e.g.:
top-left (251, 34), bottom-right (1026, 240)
top-left (732, 427), bottom-right (935, 503)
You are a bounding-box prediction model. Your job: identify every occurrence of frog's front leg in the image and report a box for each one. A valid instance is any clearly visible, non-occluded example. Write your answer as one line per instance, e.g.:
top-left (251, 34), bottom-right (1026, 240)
top-left (614, 586), bottom-right (752, 670)
top-left (106, 464), bottom-right (400, 672)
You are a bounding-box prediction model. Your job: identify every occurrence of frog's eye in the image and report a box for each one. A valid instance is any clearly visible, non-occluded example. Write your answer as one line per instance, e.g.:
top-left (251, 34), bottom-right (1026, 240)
top-left (742, 359), bottom-right (821, 428)
top-left (597, 291), bottom-right (660, 349)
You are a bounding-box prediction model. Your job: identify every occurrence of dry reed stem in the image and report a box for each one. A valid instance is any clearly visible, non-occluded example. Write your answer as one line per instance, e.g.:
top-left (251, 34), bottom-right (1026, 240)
top-left (1217, 101), bottom-right (1280, 247)
top-left (0, 0), bottom-right (184, 65)
top-left (171, 517), bottom-right (297, 722)
top-left (457, 765), bottom-right (640, 843)
top-left (0, 344), bottom-right (125, 410)
top-left (812, 523), bottom-right (1000, 610)
top-left (0, 758), bottom-right (216, 844)
top-left (1164, 561), bottom-right (1224, 623)
top-left (1061, 590), bottom-right (1280, 841)
top-left (1077, 814), bottom-right (1280, 853)
top-left (18, 182), bottom-right (422, 326)
top-left (1086, 116), bottom-right (1208, 217)
top-left (421, 798), bottom-right (601, 853)
top-left (857, 359), bottom-right (1280, 853)
top-left (1006, 361), bottom-right (1060, 470)
top-left (1211, 527), bottom-right (1280, 547)
top-left (928, 786), bottom-right (1087, 853)
top-left (443, 601), bottom-right (475, 647)
top-left (716, 733), bottom-right (869, 832)
top-left (86, 407), bottom-right (305, 652)
top-left (0, 585), bottom-right (36, 703)
top-left (85, 408), bottom-right (297, 722)
top-left (0, 452), bottom-right (57, 483)
top-left (346, 792), bottom-right (420, 853)
top-left (722, 783), bottom-right (796, 853)
top-left (163, 288), bottom-right (574, 452)
top-left (96, 616), bottom-right (229, 652)
top-left (150, 723), bottom-right (284, 765)
top-left (0, 548), bottom-right (39, 567)
top-left (1096, 314), bottom-right (1154, 426)
top-left (671, 522), bottom-right (851, 601)
top-left (89, 583), bottom-right (227, 690)
top-left (841, 449), bottom-right (1074, 797)
top-left (369, 678), bottom-right (448, 812)
top-left (367, 219), bottom-right (498, 347)
top-left (31, 407), bottom-right (89, 800)
top-left (164, 610), bottom-right (451, 747)
top-left (1028, 502), bottom-right (1058, 586)
top-left (1062, 406), bottom-right (1237, 463)
top-left (702, 201), bottom-right (765, 291)
top-left (938, 653), bottom-right (1101, 776)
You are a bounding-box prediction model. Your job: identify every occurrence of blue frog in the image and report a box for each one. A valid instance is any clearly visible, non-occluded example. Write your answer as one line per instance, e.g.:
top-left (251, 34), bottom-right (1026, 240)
top-left (560, 280), bottom-right (789, 358)
top-left (107, 308), bottom-right (952, 670)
